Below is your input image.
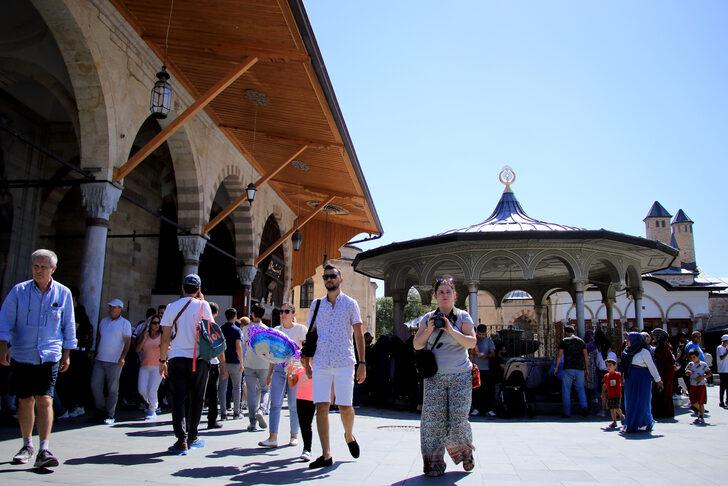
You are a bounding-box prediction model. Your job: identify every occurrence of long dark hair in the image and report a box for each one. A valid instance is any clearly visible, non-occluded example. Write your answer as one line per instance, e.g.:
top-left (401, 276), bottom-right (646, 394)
top-left (148, 317), bottom-right (161, 338)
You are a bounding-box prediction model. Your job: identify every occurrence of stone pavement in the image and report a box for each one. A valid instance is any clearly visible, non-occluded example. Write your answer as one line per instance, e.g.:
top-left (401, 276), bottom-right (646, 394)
top-left (0, 386), bottom-right (726, 486)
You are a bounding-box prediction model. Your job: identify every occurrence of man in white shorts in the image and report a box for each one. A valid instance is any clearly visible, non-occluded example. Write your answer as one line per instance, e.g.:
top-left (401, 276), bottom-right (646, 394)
top-left (304, 263), bottom-right (366, 469)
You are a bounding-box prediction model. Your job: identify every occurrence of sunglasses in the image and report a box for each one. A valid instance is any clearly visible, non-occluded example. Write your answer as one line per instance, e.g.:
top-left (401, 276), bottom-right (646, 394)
top-left (322, 274), bottom-right (338, 281)
top-left (151, 320), bottom-right (160, 325)
top-left (281, 309), bottom-right (294, 314)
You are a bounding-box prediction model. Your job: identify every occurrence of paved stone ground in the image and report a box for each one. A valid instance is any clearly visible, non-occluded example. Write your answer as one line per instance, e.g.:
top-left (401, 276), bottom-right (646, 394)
top-left (0, 386), bottom-right (726, 485)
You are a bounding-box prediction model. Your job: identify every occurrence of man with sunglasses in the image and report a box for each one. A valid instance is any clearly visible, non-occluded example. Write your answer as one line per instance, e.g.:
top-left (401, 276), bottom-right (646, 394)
top-left (305, 264), bottom-right (366, 469)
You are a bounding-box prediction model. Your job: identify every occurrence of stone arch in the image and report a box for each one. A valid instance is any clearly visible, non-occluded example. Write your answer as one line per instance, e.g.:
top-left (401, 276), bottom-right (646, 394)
top-left (206, 167), bottom-right (255, 263)
top-left (584, 253), bottom-right (624, 287)
top-left (624, 264), bottom-right (642, 291)
top-left (474, 250), bottom-right (528, 280)
top-left (526, 249), bottom-right (581, 281)
top-left (567, 303), bottom-right (595, 321)
top-left (422, 255), bottom-right (469, 284)
top-left (393, 263), bottom-right (422, 289)
top-left (165, 127), bottom-right (204, 229)
top-left (666, 302), bottom-right (694, 320)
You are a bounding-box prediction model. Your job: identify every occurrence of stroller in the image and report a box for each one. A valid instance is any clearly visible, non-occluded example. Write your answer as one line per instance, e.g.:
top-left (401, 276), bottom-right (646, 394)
top-left (495, 357), bottom-right (551, 418)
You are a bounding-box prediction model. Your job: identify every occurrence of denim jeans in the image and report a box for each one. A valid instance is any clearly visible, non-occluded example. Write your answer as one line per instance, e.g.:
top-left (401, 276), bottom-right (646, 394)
top-left (244, 368), bottom-right (270, 426)
top-left (561, 368), bottom-right (587, 416)
top-left (218, 365), bottom-right (243, 417)
top-left (269, 366), bottom-right (298, 435)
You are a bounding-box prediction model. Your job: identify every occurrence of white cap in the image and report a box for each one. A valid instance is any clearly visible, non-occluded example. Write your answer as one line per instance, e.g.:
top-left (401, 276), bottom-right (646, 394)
top-left (721, 334), bottom-right (728, 342)
top-left (107, 298), bottom-right (124, 308)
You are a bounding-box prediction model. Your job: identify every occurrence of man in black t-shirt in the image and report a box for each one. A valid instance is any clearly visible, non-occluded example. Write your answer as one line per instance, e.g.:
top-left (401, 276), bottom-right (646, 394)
top-left (554, 325), bottom-right (589, 418)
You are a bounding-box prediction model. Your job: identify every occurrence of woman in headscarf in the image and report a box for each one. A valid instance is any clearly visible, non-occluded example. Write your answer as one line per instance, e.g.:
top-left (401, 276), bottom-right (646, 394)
top-left (584, 329), bottom-right (599, 409)
top-left (620, 332), bottom-right (664, 433)
top-left (651, 328), bottom-right (676, 418)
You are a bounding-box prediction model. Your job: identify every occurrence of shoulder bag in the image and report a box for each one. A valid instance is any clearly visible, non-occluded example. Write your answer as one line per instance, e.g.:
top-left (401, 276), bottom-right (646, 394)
top-left (301, 299), bottom-right (322, 358)
top-left (415, 328), bottom-right (444, 379)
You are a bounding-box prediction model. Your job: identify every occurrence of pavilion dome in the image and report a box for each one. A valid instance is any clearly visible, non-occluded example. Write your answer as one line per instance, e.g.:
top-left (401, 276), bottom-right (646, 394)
top-left (440, 167), bottom-right (583, 234)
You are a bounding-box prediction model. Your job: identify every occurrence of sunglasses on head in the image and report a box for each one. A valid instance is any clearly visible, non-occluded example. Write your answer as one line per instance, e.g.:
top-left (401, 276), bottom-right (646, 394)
top-left (281, 309), bottom-right (294, 314)
top-left (433, 277), bottom-right (454, 285)
top-left (322, 274), bottom-right (338, 280)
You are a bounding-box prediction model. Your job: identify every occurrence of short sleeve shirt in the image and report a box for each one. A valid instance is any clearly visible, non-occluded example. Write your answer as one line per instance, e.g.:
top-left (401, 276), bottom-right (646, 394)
top-left (419, 308), bottom-right (474, 375)
top-left (222, 322), bottom-right (243, 364)
top-left (474, 336), bottom-right (495, 370)
top-left (602, 371), bottom-right (622, 398)
top-left (160, 297), bottom-right (213, 360)
top-left (96, 316), bottom-right (132, 363)
top-left (559, 335), bottom-right (586, 370)
top-left (308, 293), bottom-right (362, 369)
top-left (686, 360), bottom-right (710, 386)
top-left (717, 345), bottom-right (728, 373)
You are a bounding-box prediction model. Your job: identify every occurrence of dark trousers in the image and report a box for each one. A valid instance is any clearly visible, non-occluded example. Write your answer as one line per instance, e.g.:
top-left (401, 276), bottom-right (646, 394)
top-left (206, 363), bottom-right (220, 425)
top-left (59, 350), bottom-right (93, 410)
top-left (296, 399), bottom-right (315, 452)
top-left (719, 373), bottom-right (728, 405)
top-left (168, 358), bottom-right (210, 442)
top-left (472, 369), bottom-right (495, 412)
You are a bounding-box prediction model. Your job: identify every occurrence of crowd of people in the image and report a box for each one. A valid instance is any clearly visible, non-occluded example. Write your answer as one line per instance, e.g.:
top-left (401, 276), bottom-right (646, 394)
top-left (0, 248), bottom-right (725, 477)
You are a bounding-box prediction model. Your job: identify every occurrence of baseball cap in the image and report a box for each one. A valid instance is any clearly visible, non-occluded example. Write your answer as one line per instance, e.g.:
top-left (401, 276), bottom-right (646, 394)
top-left (721, 334), bottom-right (728, 342)
top-left (183, 273), bottom-right (202, 288)
top-left (108, 298), bottom-right (124, 308)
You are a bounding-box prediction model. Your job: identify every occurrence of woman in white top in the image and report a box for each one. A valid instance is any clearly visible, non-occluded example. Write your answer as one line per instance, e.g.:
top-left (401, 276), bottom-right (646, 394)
top-left (620, 332), bottom-right (663, 433)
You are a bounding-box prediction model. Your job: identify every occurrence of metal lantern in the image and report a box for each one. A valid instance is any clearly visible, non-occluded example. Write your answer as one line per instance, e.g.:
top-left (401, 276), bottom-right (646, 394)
top-left (150, 66), bottom-right (172, 119)
top-left (246, 182), bottom-right (257, 204)
top-left (291, 229), bottom-right (303, 251)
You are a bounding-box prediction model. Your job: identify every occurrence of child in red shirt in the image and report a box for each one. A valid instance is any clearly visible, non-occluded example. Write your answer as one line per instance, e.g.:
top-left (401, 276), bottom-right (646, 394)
top-left (601, 359), bottom-right (624, 429)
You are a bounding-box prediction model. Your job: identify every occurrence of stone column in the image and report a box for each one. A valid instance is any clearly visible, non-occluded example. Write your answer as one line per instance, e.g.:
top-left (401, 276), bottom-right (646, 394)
top-left (632, 288), bottom-right (644, 331)
top-left (237, 263), bottom-right (258, 316)
top-left (605, 298), bottom-right (615, 331)
top-left (392, 289), bottom-right (408, 341)
top-left (533, 305), bottom-right (545, 357)
top-left (178, 235), bottom-right (208, 277)
top-left (79, 182), bottom-right (122, 331)
top-left (467, 281), bottom-right (479, 324)
top-left (574, 280), bottom-right (586, 338)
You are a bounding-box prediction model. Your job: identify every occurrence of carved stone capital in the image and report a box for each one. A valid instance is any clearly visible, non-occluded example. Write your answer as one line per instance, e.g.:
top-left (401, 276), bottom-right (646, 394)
top-left (572, 279), bottom-right (588, 292)
top-left (237, 264), bottom-right (258, 286)
top-left (177, 235), bottom-right (208, 264)
top-left (466, 280), bottom-right (479, 294)
top-left (80, 182), bottom-right (122, 222)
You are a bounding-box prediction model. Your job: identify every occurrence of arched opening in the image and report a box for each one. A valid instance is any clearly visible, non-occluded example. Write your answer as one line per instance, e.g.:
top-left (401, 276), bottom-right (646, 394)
top-left (198, 181), bottom-right (239, 295)
top-left (252, 215), bottom-right (285, 318)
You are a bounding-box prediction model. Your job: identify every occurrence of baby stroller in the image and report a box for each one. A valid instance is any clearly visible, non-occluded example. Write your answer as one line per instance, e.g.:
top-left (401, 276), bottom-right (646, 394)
top-left (495, 358), bottom-right (537, 418)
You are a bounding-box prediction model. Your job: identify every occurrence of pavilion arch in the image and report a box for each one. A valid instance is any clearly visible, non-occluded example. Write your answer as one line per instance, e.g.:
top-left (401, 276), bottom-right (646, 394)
top-left (541, 287), bottom-right (571, 306)
top-left (624, 264), bottom-right (643, 291)
top-left (624, 294), bottom-right (666, 321)
top-left (525, 249), bottom-right (581, 281)
top-left (567, 303), bottom-right (595, 321)
top-left (474, 250), bottom-right (528, 281)
top-left (584, 253), bottom-right (624, 287)
top-left (596, 303), bottom-right (626, 323)
top-left (666, 302), bottom-right (694, 320)
top-left (422, 255), bottom-right (469, 284)
top-left (31, 1), bottom-right (113, 173)
top-left (393, 263), bottom-right (422, 290)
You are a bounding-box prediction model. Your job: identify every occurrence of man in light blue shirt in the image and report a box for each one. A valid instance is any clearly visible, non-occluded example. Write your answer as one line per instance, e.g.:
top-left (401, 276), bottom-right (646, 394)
top-left (0, 249), bottom-right (76, 468)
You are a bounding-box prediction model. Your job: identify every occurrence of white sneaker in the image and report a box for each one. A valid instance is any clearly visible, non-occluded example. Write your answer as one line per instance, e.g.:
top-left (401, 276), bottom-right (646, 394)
top-left (69, 407), bottom-right (85, 417)
top-left (300, 450), bottom-right (312, 462)
top-left (258, 438), bottom-right (278, 448)
top-left (104, 417), bottom-right (115, 425)
top-left (486, 410), bottom-right (497, 417)
top-left (470, 409), bottom-right (480, 416)
top-left (58, 411), bottom-right (70, 420)
top-left (256, 412), bottom-right (267, 429)
top-left (289, 437), bottom-right (299, 447)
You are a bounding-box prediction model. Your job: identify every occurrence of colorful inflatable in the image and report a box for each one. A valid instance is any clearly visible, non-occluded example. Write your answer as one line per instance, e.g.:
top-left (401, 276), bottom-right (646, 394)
top-left (247, 325), bottom-right (301, 364)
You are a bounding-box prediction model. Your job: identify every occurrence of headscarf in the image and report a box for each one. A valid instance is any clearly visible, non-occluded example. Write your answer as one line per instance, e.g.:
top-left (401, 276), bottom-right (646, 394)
top-left (620, 332), bottom-right (647, 378)
top-left (595, 327), bottom-right (611, 359)
top-left (584, 329), bottom-right (596, 353)
top-left (651, 328), bottom-right (669, 348)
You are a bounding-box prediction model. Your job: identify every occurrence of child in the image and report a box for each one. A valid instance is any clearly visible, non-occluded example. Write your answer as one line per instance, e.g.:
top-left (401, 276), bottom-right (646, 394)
top-left (288, 361), bottom-right (314, 461)
top-left (601, 358), bottom-right (624, 429)
top-left (685, 349), bottom-right (711, 425)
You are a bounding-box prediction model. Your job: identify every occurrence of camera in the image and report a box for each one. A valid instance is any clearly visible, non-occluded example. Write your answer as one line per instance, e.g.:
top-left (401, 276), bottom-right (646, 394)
top-left (432, 311), bottom-right (446, 329)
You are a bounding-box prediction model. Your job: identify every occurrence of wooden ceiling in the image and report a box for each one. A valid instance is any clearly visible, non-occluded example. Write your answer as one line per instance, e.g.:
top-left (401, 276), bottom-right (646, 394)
top-left (110, 0), bottom-right (382, 238)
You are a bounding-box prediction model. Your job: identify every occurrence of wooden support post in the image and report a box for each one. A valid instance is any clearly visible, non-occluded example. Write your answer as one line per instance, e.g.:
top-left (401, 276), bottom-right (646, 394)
top-left (254, 195), bottom-right (336, 266)
top-left (114, 57), bottom-right (258, 182)
top-left (202, 145), bottom-right (307, 234)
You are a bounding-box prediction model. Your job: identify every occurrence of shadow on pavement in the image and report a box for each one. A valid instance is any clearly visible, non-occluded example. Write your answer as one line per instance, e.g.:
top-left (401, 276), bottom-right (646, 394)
top-left (65, 450), bottom-right (169, 466)
top-left (126, 429), bottom-right (174, 438)
top-left (172, 457), bottom-right (348, 484)
top-left (0, 465), bottom-right (54, 475)
top-left (112, 420), bottom-right (173, 428)
top-left (392, 471), bottom-right (469, 485)
top-left (206, 447), bottom-right (282, 459)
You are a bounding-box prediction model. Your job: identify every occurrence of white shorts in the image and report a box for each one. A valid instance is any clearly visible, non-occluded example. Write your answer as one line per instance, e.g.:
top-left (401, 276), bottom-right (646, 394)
top-left (312, 365), bottom-right (355, 406)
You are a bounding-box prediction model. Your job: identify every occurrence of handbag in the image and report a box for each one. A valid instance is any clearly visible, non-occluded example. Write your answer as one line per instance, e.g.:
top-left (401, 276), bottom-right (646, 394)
top-left (301, 299), bottom-right (321, 358)
top-left (471, 363), bottom-right (481, 389)
top-left (415, 329), bottom-right (444, 379)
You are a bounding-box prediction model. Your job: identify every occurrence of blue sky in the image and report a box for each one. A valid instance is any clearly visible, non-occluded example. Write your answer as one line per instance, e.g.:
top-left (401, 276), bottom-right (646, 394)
top-left (305, 1), bottom-right (728, 280)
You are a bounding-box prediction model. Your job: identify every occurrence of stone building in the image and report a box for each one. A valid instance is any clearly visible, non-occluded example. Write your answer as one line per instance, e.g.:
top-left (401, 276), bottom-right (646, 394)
top-left (291, 245), bottom-right (378, 335)
top-left (0, 1), bottom-right (382, 328)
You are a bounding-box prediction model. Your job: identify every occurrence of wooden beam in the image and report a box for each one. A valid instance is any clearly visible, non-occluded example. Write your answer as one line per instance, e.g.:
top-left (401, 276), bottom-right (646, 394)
top-left (219, 125), bottom-right (344, 150)
top-left (270, 179), bottom-right (364, 200)
top-left (255, 195), bottom-right (336, 266)
top-left (113, 57), bottom-right (258, 182)
top-left (202, 145), bottom-right (308, 234)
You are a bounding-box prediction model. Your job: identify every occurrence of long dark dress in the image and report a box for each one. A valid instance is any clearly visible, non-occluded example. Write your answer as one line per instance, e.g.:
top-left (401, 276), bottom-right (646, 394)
top-left (652, 344), bottom-right (675, 418)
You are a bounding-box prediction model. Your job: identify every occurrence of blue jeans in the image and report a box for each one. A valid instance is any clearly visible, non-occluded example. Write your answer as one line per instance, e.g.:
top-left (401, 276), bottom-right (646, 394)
top-left (244, 368), bottom-right (270, 426)
top-left (269, 366), bottom-right (298, 435)
top-left (561, 369), bottom-right (587, 417)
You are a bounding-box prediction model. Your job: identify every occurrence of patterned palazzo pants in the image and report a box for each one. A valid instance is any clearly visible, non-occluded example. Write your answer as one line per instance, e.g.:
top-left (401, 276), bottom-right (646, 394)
top-left (420, 370), bottom-right (475, 474)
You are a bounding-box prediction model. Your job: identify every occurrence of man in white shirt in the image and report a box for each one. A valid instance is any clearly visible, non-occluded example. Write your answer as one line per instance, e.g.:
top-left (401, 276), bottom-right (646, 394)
top-left (159, 274), bottom-right (214, 454)
top-left (303, 263), bottom-right (366, 469)
top-left (717, 334), bottom-right (728, 408)
top-left (91, 299), bottom-right (131, 425)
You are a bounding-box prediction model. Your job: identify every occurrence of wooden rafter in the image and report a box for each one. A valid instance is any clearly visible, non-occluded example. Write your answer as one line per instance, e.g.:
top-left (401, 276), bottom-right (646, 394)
top-left (202, 145), bottom-right (308, 234)
top-left (219, 125), bottom-right (344, 150)
top-left (113, 57), bottom-right (258, 182)
top-left (254, 195), bottom-right (337, 266)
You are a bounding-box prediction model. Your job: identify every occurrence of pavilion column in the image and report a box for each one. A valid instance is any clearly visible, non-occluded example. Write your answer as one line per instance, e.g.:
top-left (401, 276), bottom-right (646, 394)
top-left (178, 235), bottom-right (207, 277)
top-left (237, 264), bottom-right (258, 316)
top-left (533, 304), bottom-right (545, 356)
top-left (574, 280), bottom-right (586, 338)
top-left (392, 289), bottom-right (408, 341)
top-left (604, 298), bottom-right (615, 331)
top-left (632, 288), bottom-right (644, 331)
top-left (467, 281), bottom-right (479, 324)
top-left (79, 182), bottom-right (122, 331)
top-left (496, 305), bottom-right (504, 328)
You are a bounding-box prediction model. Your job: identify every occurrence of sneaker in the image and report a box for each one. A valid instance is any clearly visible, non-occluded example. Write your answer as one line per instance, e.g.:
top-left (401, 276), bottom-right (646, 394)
top-left (246, 424), bottom-right (259, 432)
top-left (34, 449), bottom-right (59, 468)
top-left (103, 417), bottom-right (115, 425)
top-left (12, 445), bottom-right (35, 465)
top-left (470, 409), bottom-right (480, 417)
top-left (188, 438), bottom-right (205, 449)
top-left (258, 438), bottom-right (278, 448)
top-left (57, 411), bottom-right (70, 420)
top-left (169, 439), bottom-right (188, 455)
top-left (69, 407), bottom-right (86, 418)
top-left (256, 412), bottom-right (267, 429)
top-left (486, 410), bottom-right (497, 417)
top-left (608, 422), bottom-right (618, 429)
top-left (693, 417), bottom-right (702, 425)
top-left (207, 421), bottom-right (223, 429)
top-left (699, 417), bottom-right (706, 425)
top-left (145, 411), bottom-right (157, 421)
top-left (289, 437), bottom-right (299, 447)
top-left (300, 450), bottom-right (312, 462)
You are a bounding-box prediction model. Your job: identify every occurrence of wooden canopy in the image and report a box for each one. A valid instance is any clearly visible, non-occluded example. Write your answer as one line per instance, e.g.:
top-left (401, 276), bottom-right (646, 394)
top-left (111, 0), bottom-right (382, 286)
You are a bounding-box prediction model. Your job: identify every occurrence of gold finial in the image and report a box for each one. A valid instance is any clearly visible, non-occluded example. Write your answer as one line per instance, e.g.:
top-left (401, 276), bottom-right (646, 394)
top-left (499, 165), bottom-right (516, 191)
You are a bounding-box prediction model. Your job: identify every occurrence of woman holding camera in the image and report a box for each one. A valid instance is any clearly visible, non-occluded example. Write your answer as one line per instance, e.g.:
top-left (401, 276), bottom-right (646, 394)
top-left (413, 276), bottom-right (477, 477)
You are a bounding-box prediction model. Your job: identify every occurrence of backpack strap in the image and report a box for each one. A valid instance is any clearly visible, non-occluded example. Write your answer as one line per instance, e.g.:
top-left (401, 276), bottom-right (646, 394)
top-left (171, 297), bottom-right (193, 341)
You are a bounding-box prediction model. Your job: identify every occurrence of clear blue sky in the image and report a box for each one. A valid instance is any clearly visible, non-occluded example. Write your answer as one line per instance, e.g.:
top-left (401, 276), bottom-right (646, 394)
top-left (305, 1), bottom-right (728, 281)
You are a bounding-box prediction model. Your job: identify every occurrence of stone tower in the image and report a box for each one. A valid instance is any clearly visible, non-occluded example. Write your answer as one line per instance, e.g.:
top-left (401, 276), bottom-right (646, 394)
top-left (643, 201), bottom-right (672, 246)
top-left (671, 209), bottom-right (696, 271)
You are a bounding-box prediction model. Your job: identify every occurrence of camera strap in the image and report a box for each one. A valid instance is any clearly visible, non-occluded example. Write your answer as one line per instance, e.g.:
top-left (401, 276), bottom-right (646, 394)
top-left (428, 329), bottom-right (445, 351)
